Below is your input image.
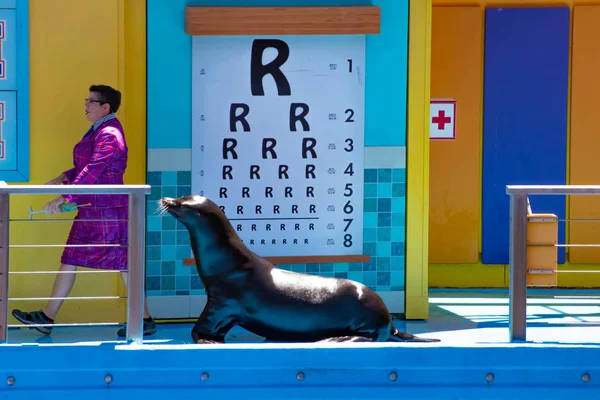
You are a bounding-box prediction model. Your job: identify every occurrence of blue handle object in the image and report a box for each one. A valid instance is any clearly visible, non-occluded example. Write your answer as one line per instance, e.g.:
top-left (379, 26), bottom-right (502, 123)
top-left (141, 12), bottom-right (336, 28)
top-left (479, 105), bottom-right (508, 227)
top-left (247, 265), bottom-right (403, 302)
top-left (60, 202), bottom-right (78, 213)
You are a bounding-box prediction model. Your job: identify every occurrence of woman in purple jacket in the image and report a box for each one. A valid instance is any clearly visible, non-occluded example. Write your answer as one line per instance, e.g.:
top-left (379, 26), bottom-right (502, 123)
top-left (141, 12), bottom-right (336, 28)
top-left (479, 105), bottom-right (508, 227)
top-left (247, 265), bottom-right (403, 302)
top-left (11, 85), bottom-right (155, 337)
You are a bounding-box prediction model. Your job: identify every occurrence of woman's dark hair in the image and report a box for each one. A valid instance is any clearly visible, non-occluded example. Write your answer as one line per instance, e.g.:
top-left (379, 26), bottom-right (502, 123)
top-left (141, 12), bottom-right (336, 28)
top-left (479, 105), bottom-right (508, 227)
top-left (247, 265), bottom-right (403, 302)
top-left (89, 84), bottom-right (121, 114)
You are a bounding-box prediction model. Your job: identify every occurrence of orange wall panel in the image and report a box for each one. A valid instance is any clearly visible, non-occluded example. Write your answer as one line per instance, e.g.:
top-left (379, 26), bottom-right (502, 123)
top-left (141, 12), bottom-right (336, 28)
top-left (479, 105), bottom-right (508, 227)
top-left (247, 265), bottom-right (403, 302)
top-left (429, 6), bottom-right (482, 263)
top-left (569, 6), bottom-right (600, 263)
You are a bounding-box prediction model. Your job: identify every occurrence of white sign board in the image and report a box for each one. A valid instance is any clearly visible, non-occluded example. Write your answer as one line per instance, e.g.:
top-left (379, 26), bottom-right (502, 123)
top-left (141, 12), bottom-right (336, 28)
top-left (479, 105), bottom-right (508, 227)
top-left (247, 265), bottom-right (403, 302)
top-left (430, 99), bottom-right (456, 139)
top-left (191, 35), bottom-right (365, 257)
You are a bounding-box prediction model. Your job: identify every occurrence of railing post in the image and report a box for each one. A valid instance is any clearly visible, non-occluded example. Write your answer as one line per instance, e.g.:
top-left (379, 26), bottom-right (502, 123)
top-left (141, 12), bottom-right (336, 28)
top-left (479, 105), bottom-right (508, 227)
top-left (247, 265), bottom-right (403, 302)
top-left (0, 193), bottom-right (9, 343)
top-left (509, 190), bottom-right (528, 341)
top-left (126, 190), bottom-right (146, 344)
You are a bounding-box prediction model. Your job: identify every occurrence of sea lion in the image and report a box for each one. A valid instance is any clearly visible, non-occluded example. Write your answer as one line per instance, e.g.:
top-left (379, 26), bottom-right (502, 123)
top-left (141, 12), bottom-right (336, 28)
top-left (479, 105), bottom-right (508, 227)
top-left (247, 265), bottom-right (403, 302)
top-left (159, 195), bottom-right (439, 344)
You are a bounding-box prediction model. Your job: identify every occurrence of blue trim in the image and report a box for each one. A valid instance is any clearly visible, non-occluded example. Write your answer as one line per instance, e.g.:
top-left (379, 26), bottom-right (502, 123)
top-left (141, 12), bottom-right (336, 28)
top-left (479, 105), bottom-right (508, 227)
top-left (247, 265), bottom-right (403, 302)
top-left (1, 0), bottom-right (28, 182)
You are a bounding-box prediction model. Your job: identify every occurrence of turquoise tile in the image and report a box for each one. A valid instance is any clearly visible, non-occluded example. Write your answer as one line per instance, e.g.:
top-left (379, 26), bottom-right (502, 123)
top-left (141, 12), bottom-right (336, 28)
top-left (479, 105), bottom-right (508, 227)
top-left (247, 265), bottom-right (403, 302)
top-left (161, 276), bottom-right (175, 291)
top-left (376, 285), bottom-right (391, 292)
top-left (176, 245), bottom-right (190, 260)
top-left (177, 186), bottom-right (192, 197)
top-left (391, 242), bottom-right (405, 256)
top-left (147, 216), bottom-right (162, 232)
top-left (320, 272), bottom-right (333, 278)
top-left (377, 183), bottom-right (392, 198)
top-left (363, 271), bottom-right (376, 286)
top-left (364, 212), bottom-right (377, 228)
top-left (392, 183), bottom-right (406, 197)
top-left (147, 201), bottom-right (160, 216)
top-left (391, 226), bottom-right (405, 242)
top-left (363, 242), bottom-right (376, 255)
top-left (377, 257), bottom-right (391, 271)
top-left (377, 227), bottom-right (391, 242)
top-left (306, 264), bottom-right (319, 273)
top-left (349, 263), bottom-right (362, 272)
top-left (147, 171), bottom-right (161, 186)
top-left (161, 290), bottom-right (175, 296)
top-left (378, 168), bottom-right (392, 183)
top-left (364, 228), bottom-right (377, 242)
top-left (162, 171), bottom-right (177, 186)
top-left (176, 276), bottom-right (190, 290)
top-left (162, 186), bottom-right (177, 198)
top-left (146, 246), bottom-right (160, 261)
top-left (147, 231), bottom-right (161, 246)
top-left (364, 183), bottom-right (377, 198)
top-left (175, 260), bottom-right (188, 275)
top-left (363, 257), bottom-right (376, 271)
top-left (334, 263), bottom-right (350, 272)
top-left (162, 230), bottom-right (176, 245)
top-left (161, 261), bottom-right (175, 275)
top-left (348, 271), bottom-right (362, 283)
top-left (147, 290), bottom-right (161, 297)
top-left (391, 285), bottom-right (404, 292)
top-left (161, 245), bottom-right (177, 261)
top-left (146, 261), bottom-right (161, 276)
top-left (364, 198), bottom-right (377, 212)
top-left (392, 168), bottom-right (406, 183)
top-left (290, 264), bottom-right (306, 273)
top-left (176, 290), bottom-right (190, 296)
top-left (177, 171), bottom-right (191, 186)
top-left (392, 213), bottom-right (405, 227)
top-left (334, 272), bottom-right (348, 279)
top-left (392, 197), bottom-right (406, 213)
top-left (177, 231), bottom-right (190, 245)
top-left (391, 270), bottom-right (404, 286)
top-left (320, 263), bottom-right (333, 272)
top-left (376, 241), bottom-right (391, 257)
top-left (190, 289), bottom-right (204, 296)
top-left (364, 169), bottom-right (378, 183)
top-left (377, 272), bottom-right (391, 286)
top-left (378, 198), bottom-right (391, 212)
top-left (391, 256), bottom-right (404, 271)
top-left (377, 213), bottom-right (391, 227)
top-left (162, 216), bottom-right (176, 230)
top-left (149, 186), bottom-right (161, 201)
top-left (191, 275), bottom-right (203, 289)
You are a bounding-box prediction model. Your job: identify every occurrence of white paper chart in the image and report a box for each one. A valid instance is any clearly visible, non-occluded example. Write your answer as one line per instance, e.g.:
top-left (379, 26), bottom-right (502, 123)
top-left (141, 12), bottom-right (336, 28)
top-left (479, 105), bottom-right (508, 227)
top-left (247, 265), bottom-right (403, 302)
top-left (191, 35), bottom-right (365, 257)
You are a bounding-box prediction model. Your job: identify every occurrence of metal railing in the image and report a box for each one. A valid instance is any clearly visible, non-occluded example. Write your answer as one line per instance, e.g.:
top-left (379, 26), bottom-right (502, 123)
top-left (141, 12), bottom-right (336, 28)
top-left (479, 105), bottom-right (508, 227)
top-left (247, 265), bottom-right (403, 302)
top-left (506, 185), bottom-right (600, 341)
top-left (0, 183), bottom-right (150, 344)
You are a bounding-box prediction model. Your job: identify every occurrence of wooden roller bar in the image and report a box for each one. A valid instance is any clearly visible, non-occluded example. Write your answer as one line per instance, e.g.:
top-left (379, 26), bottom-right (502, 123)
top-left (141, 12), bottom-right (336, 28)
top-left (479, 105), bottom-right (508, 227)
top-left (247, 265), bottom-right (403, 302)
top-left (183, 254), bottom-right (371, 266)
top-left (184, 6), bottom-right (381, 36)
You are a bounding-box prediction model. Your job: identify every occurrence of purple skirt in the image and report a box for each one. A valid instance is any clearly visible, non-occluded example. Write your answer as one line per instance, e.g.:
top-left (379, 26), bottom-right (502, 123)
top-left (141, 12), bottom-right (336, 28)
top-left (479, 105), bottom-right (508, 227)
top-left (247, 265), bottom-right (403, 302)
top-left (61, 205), bottom-right (128, 270)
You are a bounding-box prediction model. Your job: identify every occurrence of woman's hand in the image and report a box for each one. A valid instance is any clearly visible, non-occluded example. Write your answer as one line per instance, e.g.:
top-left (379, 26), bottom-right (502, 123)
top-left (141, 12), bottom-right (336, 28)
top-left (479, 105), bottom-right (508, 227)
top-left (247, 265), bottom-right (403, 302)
top-left (43, 196), bottom-right (65, 215)
top-left (45, 174), bottom-right (66, 185)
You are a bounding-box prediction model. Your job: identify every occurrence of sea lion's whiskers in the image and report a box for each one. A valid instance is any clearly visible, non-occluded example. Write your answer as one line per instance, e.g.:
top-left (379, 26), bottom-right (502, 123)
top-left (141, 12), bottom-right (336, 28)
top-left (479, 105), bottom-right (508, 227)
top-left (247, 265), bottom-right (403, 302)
top-left (154, 201), bottom-right (168, 217)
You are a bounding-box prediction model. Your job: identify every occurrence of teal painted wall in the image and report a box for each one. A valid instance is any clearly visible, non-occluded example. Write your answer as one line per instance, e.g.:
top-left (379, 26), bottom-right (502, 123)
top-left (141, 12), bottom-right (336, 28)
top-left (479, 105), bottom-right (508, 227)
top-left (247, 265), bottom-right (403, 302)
top-left (147, 0), bottom-right (408, 148)
top-left (146, 0), bottom-right (409, 307)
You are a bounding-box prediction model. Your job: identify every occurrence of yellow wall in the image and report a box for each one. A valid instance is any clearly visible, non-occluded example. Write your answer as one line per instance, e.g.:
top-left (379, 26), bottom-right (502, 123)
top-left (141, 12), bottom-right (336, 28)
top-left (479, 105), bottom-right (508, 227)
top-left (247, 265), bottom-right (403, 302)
top-left (429, 0), bottom-right (600, 288)
top-left (7, 0), bottom-right (146, 326)
top-left (568, 6), bottom-right (600, 264)
top-left (406, 0), bottom-right (432, 319)
top-left (429, 6), bottom-right (482, 264)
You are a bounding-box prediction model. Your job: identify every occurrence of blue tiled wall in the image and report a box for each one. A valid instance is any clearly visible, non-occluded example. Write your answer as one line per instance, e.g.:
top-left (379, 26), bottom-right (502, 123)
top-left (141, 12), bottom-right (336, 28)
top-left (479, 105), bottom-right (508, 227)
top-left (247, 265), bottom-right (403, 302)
top-left (145, 168), bottom-right (406, 297)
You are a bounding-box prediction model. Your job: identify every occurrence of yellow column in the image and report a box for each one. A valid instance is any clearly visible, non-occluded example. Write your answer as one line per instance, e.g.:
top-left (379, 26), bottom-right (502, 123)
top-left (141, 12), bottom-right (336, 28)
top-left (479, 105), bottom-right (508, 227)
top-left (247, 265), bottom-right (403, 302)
top-left (405, 0), bottom-right (432, 320)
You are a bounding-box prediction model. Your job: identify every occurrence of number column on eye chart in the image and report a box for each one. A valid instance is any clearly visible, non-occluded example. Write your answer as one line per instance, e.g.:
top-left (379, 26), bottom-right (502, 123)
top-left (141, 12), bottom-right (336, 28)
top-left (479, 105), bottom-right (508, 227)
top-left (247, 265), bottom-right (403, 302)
top-left (323, 51), bottom-right (365, 256)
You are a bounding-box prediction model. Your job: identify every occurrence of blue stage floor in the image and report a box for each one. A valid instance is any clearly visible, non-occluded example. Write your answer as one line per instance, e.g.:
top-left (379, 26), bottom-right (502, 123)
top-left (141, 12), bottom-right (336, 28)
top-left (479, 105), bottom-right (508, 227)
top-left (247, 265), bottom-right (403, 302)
top-left (3, 289), bottom-right (600, 399)
top-left (4, 288), bottom-right (600, 346)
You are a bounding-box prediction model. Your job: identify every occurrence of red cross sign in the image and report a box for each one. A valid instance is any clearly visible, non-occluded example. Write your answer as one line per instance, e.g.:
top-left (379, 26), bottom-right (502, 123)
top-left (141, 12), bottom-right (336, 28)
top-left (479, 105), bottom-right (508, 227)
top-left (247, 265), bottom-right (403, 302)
top-left (430, 99), bottom-right (456, 140)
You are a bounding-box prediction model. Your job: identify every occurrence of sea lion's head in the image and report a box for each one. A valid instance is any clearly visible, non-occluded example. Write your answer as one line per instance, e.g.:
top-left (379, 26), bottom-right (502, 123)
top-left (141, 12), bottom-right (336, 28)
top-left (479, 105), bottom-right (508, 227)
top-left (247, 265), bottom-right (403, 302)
top-left (159, 195), bottom-right (236, 242)
top-left (159, 195), bottom-right (221, 226)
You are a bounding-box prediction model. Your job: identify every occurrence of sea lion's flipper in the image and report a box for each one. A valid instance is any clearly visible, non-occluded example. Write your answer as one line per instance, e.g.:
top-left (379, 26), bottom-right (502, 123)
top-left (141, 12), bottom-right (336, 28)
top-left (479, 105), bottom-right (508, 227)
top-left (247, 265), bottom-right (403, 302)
top-left (390, 329), bottom-right (440, 343)
top-left (317, 336), bottom-right (374, 343)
